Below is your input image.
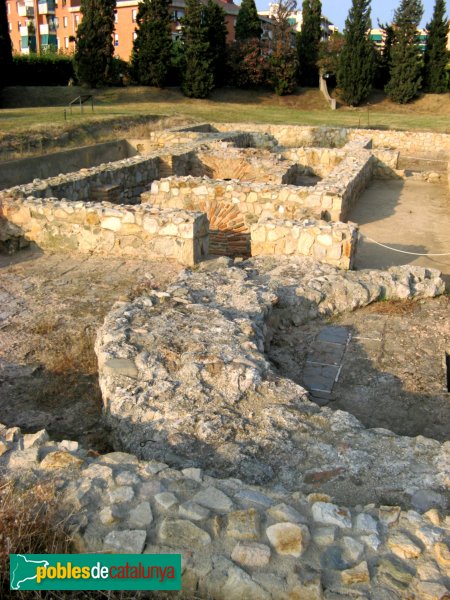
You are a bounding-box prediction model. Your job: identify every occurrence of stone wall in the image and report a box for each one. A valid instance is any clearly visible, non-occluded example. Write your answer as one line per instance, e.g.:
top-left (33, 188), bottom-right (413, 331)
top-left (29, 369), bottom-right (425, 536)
top-left (5, 155), bottom-right (159, 204)
top-left (251, 218), bottom-right (358, 269)
top-left (348, 129), bottom-right (450, 159)
top-left (0, 196), bottom-right (208, 265)
top-left (281, 147), bottom-right (345, 178)
top-left (213, 123), bottom-right (349, 148)
top-left (4, 148), bottom-right (196, 205)
top-left (212, 123), bottom-right (450, 159)
top-left (309, 148), bottom-right (375, 222)
top-left (0, 139), bottom-right (134, 190)
top-left (2, 418), bottom-right (449, 600)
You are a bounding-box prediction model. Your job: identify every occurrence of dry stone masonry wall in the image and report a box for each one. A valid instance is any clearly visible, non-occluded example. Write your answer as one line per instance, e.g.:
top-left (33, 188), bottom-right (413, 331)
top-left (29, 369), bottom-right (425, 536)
top-left (0, 196), bottom-right (208, 265)
top-left (0, 123), bottom-right (449, 267)
top-left (1, 419), bottom-right (450, 600)
top-left (250, 218), bottom-right (357, 269)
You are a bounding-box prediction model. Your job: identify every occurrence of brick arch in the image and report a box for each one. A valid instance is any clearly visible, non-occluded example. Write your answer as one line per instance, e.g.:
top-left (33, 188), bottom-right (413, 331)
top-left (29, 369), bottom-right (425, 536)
top-left (197, 199), bottom-right (250, 257)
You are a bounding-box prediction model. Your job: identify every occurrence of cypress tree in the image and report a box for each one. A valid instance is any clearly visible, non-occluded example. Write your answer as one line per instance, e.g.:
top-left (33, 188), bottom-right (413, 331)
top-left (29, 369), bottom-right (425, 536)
top-left (235, 0), bottom-right (262, 40)
top-left (385, 0), bottom-right (424, 103)
top-left (181, 0), bottom-right (214, 98)
top-left (337, 0), bottom-right (375, 106)
top-left (0, 0), bottom-right (13, 89)
top-left (131, 0), bottom-right (172, 87)
top-left (204, 0), bottom-right (227, 87)
top-left (373, 23), bottom-right (394, 89)
top-left (422, 0), bottom-right (449, 93)
top-left (74, 0), bottom-right (116, 87)
top-left (297, 0), bottom-right (322, 87)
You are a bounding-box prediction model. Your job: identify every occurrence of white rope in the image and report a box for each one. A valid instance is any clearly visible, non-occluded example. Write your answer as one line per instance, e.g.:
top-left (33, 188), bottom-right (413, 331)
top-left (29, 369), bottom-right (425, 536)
top-left (359, 233), bottom-right (450, 256)
top-left (399, 155), bottom-right (447, 164)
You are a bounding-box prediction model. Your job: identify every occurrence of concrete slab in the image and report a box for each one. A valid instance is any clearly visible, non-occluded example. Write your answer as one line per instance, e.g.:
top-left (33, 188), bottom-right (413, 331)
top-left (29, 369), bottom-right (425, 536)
top-left (316, 326), bottom-right (349, 345)
top-left (302, 364), bottom-right (340, 393)
top-left (309, 341), bottom-right (346, 365)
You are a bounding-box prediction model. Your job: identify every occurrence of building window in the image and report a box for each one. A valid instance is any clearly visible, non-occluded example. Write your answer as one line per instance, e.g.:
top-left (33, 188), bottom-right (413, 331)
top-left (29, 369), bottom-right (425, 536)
top-left (172, 9), bottom-right (184, 21)
top-left (114, 12), bottom-right (118, 23)
top-left (7, 2), bottom-right (10, 14)
top-left (9, 22), bottom-right (12, 31)
top-left (63, 16), bottom-right (67, 27)
top-left (74, 14), bottom-right (80, 26)
top-left (114, 33), bottom-right (119, 46)
top-left (132, 9), bottom-right (137, 22)
top-left (133, 31), bottom-right (137, 40)
top-left (64, 37), bottom-right (69, 48)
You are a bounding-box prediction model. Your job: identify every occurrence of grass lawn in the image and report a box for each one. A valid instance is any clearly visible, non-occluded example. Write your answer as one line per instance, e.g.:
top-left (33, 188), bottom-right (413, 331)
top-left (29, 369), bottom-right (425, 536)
top-left (1, 86), bottom-right (449, 136)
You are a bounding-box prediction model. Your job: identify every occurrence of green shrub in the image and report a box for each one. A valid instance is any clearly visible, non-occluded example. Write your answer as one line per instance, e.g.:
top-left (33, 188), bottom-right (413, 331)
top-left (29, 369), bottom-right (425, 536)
top-left (10, 54), bottom-right (75, 86)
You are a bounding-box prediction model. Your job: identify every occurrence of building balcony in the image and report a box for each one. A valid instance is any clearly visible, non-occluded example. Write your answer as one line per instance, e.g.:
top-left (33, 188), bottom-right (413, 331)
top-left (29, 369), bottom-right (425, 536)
top-left (19, 25), bottom-right (34, 36)
top-left (39, 23), bottom-right (57, 35)
top-left (38, 1), bottom-right (56, 14)
top-left (18, 5), bottom-right (34, 17)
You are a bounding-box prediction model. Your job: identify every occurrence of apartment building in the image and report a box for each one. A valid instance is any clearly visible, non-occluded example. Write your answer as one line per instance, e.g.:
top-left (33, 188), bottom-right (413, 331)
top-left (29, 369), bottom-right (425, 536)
top-left (6, 0), bottom-right (240, 60)
top-left (258, 4), bottom-right (338, 40)
top-left (369, 27), bottom-right (432, 54)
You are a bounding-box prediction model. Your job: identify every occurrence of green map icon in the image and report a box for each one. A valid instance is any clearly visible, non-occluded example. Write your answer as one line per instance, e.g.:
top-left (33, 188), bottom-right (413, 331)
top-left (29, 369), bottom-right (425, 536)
top-left (10, 555), bottom-right (49, 590)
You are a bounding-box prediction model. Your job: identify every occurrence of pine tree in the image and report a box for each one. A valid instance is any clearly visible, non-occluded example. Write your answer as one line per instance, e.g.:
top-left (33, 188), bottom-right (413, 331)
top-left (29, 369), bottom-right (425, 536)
top-left (0, 0), bottom-right (13, 89)
top-left (235, 0), bottom-right (262, 40)
top-left (131, 0), bottom-right (172, 87)
top-left (297, 0), bottom-right (322, 87)
top-left (269, 0), bottom-right (299, 95)
top-left (337, 0), bottom-right (375, 106)
top-left (74, 0), bottom-right (116, 87)
top-left (385, 0), bottom-right (424, 103)
top-left (204, 0), bottom-right (227, 87)
top-left (422, 0), bottom-right (449, 93)
top-left (181, 0), bottom-right (214, 98)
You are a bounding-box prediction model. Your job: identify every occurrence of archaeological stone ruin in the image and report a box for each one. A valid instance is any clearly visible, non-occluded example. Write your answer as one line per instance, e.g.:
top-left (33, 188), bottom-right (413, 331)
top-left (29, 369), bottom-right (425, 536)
top-left (0, 122), bottom-right (450, 599)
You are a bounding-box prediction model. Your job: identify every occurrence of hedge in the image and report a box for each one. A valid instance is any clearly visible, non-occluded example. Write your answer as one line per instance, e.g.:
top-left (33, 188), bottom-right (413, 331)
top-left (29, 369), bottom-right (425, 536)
top-left (10, 54), bottom-right (75, 86)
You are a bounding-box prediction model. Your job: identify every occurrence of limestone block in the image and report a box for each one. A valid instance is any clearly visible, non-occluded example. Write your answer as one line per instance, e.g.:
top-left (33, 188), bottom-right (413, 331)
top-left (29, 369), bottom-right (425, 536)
top-left (298, 232), bottom-right (314, 254)
top-left (231, 542), bottom-right (271, 567)
top-left (317, 233), bottom-right (332, 247)
top-left (159, 223), bottom-right (179, 237)
top-left (266, 522), bottom-right (310, 557)
top-left (159, 519), bottom-right (211, 548)
top-left (104, 530), bottom-right (146, 554)
top-left (101, 217), bottom-right (122, 232)
top-left (226, 509), bottom-right (260, 540)
top-left (40, 451), bottom-right (84, 470)
top-left (142, 217), bottom-right (159, 234)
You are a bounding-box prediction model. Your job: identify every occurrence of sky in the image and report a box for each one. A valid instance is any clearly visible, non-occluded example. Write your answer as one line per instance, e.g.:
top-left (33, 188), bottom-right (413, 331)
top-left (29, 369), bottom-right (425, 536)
top-left (255, 0), bottom-right (442, 31)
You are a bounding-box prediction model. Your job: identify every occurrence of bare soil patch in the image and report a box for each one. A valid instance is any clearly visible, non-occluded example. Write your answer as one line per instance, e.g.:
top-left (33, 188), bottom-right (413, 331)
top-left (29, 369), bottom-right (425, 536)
top-left (0, 250), bottom-right (182, 451)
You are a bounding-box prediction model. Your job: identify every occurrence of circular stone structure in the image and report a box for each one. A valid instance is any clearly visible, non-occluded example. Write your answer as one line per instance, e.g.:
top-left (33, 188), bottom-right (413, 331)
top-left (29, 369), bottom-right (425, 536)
top-left (96, 256), bottom-right (449, 508)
